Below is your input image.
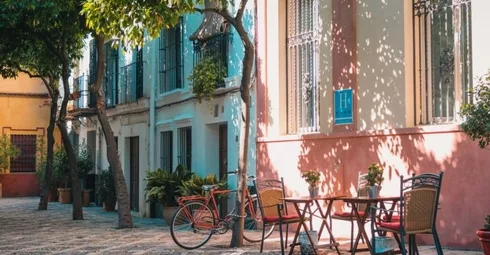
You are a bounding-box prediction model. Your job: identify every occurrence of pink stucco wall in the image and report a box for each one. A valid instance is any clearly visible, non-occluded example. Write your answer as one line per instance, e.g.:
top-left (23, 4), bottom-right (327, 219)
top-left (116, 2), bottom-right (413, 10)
top-left (256, 125), bottom-right (490, 250)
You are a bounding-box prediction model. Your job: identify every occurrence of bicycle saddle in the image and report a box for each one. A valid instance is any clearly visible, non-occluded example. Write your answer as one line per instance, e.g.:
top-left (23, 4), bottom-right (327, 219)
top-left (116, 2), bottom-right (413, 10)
top-left (202, 185), bottom-right (219, 191)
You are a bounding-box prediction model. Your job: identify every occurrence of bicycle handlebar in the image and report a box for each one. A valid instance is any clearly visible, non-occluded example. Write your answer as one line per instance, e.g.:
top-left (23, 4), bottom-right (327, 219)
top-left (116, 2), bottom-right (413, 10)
top-left (227, 170), bottom-right (256, 181)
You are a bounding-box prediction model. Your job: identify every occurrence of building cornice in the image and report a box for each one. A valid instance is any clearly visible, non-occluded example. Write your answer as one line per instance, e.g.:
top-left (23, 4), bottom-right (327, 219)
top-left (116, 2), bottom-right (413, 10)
top-left (0, 92), bottom-right (49, 98)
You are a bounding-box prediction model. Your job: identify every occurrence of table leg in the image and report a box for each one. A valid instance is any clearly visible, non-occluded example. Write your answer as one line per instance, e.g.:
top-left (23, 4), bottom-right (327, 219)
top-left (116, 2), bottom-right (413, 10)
top-left (351, 202), bottom-right (373, 255)
top-left (289, 202), bottom-right (317, 255)
top-left (314, 200), bottom-right (341, 255)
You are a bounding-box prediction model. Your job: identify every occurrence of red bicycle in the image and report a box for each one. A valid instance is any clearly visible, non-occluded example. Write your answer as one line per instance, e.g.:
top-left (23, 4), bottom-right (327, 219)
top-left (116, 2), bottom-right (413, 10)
top-left (169, 171), bottom-right (275, 249)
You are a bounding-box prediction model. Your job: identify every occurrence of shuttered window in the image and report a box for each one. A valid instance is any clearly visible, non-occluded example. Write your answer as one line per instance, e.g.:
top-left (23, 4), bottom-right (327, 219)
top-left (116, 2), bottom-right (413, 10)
top-left (160, 131), bottom-right (173, 172)
top-left (177, 127), bottom-right (191, 171)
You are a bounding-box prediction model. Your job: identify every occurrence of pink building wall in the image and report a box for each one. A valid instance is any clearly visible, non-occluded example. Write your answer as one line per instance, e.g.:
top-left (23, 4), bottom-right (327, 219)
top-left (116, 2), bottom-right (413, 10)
top-left (256, 126), bottom-right (490, 249)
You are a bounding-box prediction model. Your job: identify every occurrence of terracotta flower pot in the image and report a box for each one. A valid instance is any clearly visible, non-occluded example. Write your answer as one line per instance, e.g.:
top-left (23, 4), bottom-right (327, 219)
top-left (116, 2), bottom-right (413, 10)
top-left (48, 188), bottom-right (58, 202)
top-left (104, 200), bottom-right (116, 211)
top-left (477, 229), bottom-right (490, 255)
top-left (58, 188), bottom-right (72, 204)
top-left (82, 190), bottom-right (91, 207)
top-left (163, 206), bottom-right (180, 225)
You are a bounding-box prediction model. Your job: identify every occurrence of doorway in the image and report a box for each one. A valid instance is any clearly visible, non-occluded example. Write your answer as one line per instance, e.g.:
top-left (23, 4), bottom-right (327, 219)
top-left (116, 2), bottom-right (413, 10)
top-left (129, 136), bottom-right (139, 211)
top-left (218, 124), bottom-right (228, 217)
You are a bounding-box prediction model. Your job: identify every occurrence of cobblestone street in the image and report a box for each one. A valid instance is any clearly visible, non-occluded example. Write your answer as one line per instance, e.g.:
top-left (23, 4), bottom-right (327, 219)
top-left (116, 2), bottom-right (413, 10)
top-left (0, 198), bottom-right (482, 255)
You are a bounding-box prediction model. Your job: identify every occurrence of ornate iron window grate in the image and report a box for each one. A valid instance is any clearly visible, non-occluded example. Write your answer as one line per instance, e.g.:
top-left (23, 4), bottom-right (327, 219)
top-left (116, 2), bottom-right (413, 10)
top-left (9, 135), bottom-right (37, 173)
top-left (413, 0), bottom-right (472, 125)
top-left (287, 0), bottom-right (320, 134)
top-left (159, 18), bottom-right (183, 94)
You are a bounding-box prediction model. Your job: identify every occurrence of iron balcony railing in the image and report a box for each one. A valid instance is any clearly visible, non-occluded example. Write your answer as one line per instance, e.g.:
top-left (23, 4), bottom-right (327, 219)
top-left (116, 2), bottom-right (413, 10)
top-left (72, 74), bottom-right (96, 110)
top-left (193, 32), bottom-right (232, 89)
top-left (120, 62), bottom-right (143, 104)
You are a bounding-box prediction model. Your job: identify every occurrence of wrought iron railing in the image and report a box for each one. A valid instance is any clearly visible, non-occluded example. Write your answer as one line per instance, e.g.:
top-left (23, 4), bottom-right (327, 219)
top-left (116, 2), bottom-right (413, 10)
top-left (193, 33), bottom-right (232, 88)
top-left (120, 62), bottom-right (143, 104)
top-left (72, 74), bottom-right (96, 110)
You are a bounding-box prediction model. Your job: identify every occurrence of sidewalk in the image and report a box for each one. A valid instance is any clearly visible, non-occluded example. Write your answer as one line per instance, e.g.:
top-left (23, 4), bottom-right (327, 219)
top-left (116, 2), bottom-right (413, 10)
top-left (0, 197), bottom-right (482, 254)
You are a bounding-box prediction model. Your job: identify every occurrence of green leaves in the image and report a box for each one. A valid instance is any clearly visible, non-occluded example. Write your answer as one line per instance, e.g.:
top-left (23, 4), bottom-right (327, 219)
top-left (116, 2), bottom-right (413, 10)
top-left (366, 163), bottom-right (384, 186)
top-left (144, 164), bottom-right (193, 206)
top-left (460, 70), bottom-right (490, 149)
top-left (189, 56), bottom-right (227, 103)
top-left (0, 135), bottom-right (21, 173)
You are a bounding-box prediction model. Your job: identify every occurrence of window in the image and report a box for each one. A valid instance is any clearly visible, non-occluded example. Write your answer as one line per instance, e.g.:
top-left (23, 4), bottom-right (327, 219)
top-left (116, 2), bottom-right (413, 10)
top-left (120, 49), bottom-right (144, 104)
top-left (177, 127), bottom-right (191, 170)
top-left (159, 18), bottom-right (183, 94)
top-left (413, 0), bottom-right (472, 124)
top-left (160, 131), bottom-right (173, 172)
top-left (104, 42), bottom-right (119, 107)
top-left (89, 39), bottom-right (97, 85)
top-left (287, 0), bottom-right (320, 134)
top-left (9, 135), bottom-right (37, 172)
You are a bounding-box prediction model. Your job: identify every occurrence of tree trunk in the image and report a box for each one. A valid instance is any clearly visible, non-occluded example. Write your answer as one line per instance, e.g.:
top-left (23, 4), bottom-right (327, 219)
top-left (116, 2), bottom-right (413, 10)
top-left (58, 52), bottom-right (83, 220)
top-left (229, 17), bottom-right (255, 248)
top-left (94, 34), bottom-right (133, 228)
top-left (38, 86), bottom-right (59, 210)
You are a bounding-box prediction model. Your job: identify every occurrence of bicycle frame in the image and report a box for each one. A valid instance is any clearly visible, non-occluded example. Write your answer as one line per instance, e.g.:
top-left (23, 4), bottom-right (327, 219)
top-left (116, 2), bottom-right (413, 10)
top-left (176, 184), bottom-right (258, 229)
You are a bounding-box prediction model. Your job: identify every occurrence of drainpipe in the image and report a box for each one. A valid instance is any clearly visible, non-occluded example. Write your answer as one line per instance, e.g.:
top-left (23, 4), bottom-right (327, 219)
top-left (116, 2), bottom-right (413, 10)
top-left (149, 39), bottom-right (156, 172)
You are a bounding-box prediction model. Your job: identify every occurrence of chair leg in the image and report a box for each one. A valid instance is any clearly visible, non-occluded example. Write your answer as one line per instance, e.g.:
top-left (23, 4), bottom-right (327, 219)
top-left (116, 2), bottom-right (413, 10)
top-left (413, 235), bottom-right (419, 255)
top-left (279, 222), bottom-right (285, 255)
top-left (408, 234), bottom-right (413, 255)
top-left (285, 224), bottom-right (289, 250)
top-left (260, 223), bottom-right (266, 253)
top-left (393, 233), bottom-right (404, 255)
top-left (350, 220), bottom-right (354, 252)
top-left (433, 229), bottom-right (443, 255)
top-left (399, 232), bottom-right (407, 255)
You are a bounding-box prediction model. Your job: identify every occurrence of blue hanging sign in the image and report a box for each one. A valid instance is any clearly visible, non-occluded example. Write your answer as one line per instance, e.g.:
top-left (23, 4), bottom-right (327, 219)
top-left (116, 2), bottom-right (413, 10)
top-left (334, 89), bottom-right (353, 125)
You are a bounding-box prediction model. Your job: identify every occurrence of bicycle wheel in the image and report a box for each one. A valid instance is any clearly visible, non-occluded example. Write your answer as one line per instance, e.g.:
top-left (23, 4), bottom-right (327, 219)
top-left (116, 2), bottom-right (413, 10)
top-left (243, 198), bottom-right (275, 242)
top-left (170, 201), bottom-right (216, 250)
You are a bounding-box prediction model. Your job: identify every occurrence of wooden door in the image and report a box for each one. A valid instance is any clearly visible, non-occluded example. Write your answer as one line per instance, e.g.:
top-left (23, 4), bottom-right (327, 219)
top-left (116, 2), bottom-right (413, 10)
top-left (129, 136), bottom-right (139, 211)
top-left (218, 124), bottom-right (228, 217)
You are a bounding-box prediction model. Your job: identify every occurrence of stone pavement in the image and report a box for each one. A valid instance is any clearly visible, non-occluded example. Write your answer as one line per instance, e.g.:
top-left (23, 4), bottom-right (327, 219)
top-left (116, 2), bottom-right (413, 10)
top-left (0, 197), bottom-right (482, 255)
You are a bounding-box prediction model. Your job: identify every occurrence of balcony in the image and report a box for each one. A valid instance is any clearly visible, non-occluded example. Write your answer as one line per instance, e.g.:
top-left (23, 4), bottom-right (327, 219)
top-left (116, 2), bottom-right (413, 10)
top-left (193, 32), bottom-right (231, 89)
top-left (69, 74), bottom-right (97, 117)
top-left (119, 61), bottom-right (143, 104)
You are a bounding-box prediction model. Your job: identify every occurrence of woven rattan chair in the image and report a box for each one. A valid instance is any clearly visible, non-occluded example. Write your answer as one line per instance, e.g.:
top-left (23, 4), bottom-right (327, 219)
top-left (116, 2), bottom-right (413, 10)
top-left (370, 172), bottom-right (444, 255)
top-left (331, 172), bottom-right (369, 251)
top-left (253, 178), bottom-right (301, 254)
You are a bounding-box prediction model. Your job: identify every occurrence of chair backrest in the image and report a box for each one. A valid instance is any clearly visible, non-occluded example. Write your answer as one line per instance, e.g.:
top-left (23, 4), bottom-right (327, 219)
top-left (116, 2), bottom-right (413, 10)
top-left (357, 172), bottom-right (369, 211)
top-left (253, 178), bottom-right (288, 218)
top-left (400, 172), bottom-right (444, 234)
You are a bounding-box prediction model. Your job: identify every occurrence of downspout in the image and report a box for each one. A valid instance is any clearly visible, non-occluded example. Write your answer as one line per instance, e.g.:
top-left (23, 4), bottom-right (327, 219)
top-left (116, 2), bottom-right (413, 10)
top-left (149, 39), bottom-right (157, 173)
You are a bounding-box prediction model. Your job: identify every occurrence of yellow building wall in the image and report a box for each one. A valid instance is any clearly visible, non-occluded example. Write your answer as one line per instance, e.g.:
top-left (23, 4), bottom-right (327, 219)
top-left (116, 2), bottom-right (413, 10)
top-left (0, 74), bottom-right (62, 172)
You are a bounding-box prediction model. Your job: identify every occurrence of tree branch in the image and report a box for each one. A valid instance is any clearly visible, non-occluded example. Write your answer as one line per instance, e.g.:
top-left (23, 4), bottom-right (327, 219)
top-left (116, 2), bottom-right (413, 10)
top-left (236, 0), bottom-right (248, 21)
top-left (16, 65), bottom-right (55, 99)
top-left (194, 7), bottom-right (237, 27)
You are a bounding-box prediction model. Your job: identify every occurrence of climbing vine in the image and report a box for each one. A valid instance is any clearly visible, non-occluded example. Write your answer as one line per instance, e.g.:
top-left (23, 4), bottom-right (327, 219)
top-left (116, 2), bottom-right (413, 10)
top-left (189, 56), bottom-right (226, 103)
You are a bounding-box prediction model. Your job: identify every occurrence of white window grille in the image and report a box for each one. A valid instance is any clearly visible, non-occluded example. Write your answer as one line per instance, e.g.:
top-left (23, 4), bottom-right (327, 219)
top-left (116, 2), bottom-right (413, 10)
top-left (287, 0), bottom-right (320, 134)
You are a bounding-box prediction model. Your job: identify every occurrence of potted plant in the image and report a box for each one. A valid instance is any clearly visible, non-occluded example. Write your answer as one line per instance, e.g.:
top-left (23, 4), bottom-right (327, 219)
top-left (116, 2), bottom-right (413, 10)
top-left (476, 215), bottom-right (490, 255)
top-left (301, 170), bottom-right (321, 198)
top-left (145, 164), bottom-right (193, 223)
top-left (97, 168), bottom-right (117, 211)
top-left (0, 135), bottom-right (20, 198)
top-left (366, 163), bottom-right (384, 198)
top-left (53, 145), bottom-right (72, 204)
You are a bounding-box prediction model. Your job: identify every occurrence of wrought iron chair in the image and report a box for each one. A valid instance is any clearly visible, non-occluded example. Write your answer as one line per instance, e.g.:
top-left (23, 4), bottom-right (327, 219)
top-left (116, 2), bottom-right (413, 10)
top-left (370, 172), bottom-right (444, 255)
top-left (331, 171), bottom-right (369, 251)
top-left (253, 178), bottom-right (301, 254)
